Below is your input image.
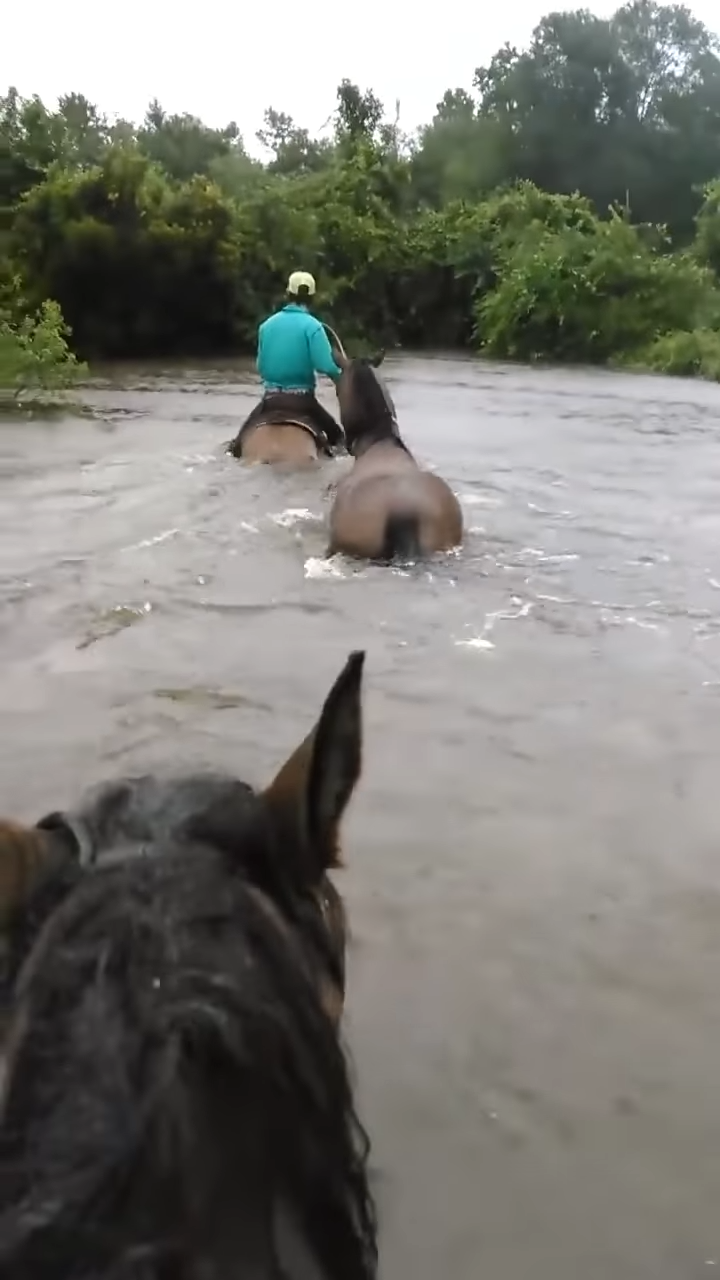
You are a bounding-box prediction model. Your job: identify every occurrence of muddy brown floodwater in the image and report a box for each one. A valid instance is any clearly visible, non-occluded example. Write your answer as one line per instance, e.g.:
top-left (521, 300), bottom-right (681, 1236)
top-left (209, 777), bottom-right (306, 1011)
top-left (2, 354), bottom-right (720, 1277)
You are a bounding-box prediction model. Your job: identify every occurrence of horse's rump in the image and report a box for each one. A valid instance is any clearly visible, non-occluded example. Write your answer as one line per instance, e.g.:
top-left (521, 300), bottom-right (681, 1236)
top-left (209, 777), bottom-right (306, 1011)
top-left (330, 461), bottom-right (463, 561)
top-left (331, 358), bottom-right (464, 560)
top-left (229, 392), bottom-right (330, 459)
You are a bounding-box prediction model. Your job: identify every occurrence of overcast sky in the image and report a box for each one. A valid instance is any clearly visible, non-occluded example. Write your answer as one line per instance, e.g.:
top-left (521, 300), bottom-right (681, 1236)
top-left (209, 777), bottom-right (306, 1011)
top-left (4, 0), bottom-right (720, 158)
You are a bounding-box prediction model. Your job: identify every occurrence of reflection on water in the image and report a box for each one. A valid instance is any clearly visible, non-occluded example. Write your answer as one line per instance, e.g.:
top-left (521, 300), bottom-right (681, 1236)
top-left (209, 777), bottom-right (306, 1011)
top-left (2, 356), bottom-right (720, 1279)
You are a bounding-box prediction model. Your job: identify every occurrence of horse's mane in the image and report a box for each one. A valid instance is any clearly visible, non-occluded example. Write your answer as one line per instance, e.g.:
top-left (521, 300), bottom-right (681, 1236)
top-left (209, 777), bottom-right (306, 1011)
top-left (0, 795), bottom-right (376, 1280)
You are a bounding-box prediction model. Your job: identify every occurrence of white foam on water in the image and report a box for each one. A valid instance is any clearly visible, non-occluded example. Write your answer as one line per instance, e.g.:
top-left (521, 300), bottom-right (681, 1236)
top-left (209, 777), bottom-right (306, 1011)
top-left (124, 528), bottom-right (179, 551)
top-left (455, 599), bottom-right (533, 652)
top-left (519, 547), bottom-right (579, 563)
top-left (459, 492), bottom-right (502, 508)
top-left (527, 500), bottom-right (575, 518)
top-left (239, 521), bottom-right (258, 533)
top-left (489, 601), bottom-right (534, 626)
top-left (304, 555), bottom-right (348, 580)
top-left (270, 508), bottom-right (319, 529)
top-left (626, 617), bottom-right (660, 631)
top-left (455, 635), bottom-right (495, 651)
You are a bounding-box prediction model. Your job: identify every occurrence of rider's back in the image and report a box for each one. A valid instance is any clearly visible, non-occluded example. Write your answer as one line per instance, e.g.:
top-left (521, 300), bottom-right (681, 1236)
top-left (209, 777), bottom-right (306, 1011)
top-left (257, 304), bottom-right (327, 392)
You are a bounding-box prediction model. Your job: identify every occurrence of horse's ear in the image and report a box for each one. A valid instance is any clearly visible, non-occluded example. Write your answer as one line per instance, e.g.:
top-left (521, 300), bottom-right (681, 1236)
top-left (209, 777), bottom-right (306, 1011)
top-left (0, 820), bottom-right (78, 926)
top-left (263, 651), bottom-right (365, 880)
top-left (370, 349), bottom-right (385, 368)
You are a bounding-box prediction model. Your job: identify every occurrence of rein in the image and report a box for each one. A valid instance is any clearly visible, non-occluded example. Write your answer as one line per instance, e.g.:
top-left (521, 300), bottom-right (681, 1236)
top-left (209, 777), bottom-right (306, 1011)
top-left (322, 323), bottom-right (348, 362)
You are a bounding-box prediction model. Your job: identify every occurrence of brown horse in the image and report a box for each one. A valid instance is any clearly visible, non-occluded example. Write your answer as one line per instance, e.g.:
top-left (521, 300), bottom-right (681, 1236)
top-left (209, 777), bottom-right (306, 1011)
top-left (328, 355), bottom-right (463, 561)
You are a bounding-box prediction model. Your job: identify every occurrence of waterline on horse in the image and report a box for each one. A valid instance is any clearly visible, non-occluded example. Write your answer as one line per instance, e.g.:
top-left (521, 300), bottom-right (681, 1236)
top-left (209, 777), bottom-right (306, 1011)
top-left (329, 354), bottom-right (464, 562)
top-left (0, 652), bottom-right (377, 1280)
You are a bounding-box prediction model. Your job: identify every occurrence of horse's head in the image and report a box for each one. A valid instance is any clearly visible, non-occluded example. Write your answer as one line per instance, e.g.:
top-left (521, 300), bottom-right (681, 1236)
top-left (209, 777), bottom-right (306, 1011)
top-left (335, 351), bottom-right (401, 455)
top-left (0, 651), bottom-right (366, 1030)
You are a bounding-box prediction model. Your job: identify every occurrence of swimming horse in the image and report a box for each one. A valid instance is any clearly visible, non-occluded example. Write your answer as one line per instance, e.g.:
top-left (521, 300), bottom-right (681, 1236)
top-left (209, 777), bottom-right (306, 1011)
top-left (0, 652), bottom-right (377, 1280)
top-left (328, 348), bottom-right (463, 561)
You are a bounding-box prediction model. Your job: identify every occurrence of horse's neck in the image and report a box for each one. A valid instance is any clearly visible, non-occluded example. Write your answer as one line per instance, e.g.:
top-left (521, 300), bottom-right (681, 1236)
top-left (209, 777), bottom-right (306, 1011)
top-left (353, 425), bottom-right (410, 461)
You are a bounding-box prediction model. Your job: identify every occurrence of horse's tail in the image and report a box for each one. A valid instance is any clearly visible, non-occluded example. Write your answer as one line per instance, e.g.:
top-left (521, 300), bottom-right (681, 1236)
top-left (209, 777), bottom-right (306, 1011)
top-left (381, 512), bottom-right (422, 562)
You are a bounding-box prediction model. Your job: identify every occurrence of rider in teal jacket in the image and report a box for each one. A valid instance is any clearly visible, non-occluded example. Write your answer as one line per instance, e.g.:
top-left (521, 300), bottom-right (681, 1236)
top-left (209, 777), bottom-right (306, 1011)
top-left (240, 271), bottom-right (345, 448)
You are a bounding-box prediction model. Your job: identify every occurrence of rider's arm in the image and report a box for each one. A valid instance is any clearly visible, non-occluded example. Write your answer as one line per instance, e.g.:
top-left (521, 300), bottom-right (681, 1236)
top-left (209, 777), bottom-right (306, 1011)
top-left (307, 322), bottom-right (342, 382)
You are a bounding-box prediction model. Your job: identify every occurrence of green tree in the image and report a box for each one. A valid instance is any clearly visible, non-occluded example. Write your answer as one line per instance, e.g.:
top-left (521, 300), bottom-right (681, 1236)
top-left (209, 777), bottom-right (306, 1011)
top-left (409, 91), bottom-right (510, 207)
top-left (693, 178), bottom-right (720, 277)
top-left (472, 1), bottom-right (720, 238)
top-left (0, 277), bottom-right (87, 402)
top-left (256, 108), bottom-right (332, 176)
top-left (477, 205), bottom-right (716, 362)
top-left (1, 89), bottom-right (62, 217)
top-left (137, 101), bottom-right (242, 182)
top-left (13, 146), bottom-right (243, 356)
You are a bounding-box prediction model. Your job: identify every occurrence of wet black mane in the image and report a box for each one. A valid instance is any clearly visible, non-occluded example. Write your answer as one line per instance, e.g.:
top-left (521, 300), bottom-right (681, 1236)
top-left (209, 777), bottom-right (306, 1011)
top-left (0, 771), bottom-right (376, 1280)
top-left (343, 361), bottom-right (411, 457)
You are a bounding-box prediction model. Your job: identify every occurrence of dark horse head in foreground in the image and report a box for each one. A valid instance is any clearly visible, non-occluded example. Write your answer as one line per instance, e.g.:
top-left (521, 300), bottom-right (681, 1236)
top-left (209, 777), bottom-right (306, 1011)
top-left (329, 355), bottom-right (463, 562)
top-left (0, 652), bottom-right (376, 1280)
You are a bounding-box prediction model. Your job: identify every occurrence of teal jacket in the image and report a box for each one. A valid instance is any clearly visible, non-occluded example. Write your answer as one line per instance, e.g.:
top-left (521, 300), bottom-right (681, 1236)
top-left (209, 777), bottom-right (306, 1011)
top-left (256, 304), bottom-right (342, 393)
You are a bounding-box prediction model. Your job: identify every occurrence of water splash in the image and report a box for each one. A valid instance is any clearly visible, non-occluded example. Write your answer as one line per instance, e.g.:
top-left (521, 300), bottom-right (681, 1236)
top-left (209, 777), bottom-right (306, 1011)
top-left (77, 601), bottom-right (152, 650)
top-left (124, 528), bottom-right (179, 551)
top-left (519, 547), bottom-right (579, 563)
top-left (459, 492), bottom-right (502, 508)
top-left (456, 635), bottom-right (496, 651)
top-left (304, 555), bottom-right (349, 580)
top-left (455, 598), bottom-right (534, 652)
top-left (270, 508), bottom-right (319, 529)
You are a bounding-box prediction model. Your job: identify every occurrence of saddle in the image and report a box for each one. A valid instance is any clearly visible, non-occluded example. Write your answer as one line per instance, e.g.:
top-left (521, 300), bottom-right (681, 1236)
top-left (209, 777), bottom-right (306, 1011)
top-left (249, 393), bottom-right (330, 451)
top-left (254, 408), bottom-right (327, 445)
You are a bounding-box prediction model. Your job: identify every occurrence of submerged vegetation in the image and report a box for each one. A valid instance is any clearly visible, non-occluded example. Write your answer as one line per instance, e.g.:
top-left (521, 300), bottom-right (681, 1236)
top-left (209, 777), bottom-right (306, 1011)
top-left (3, 0), bottom-right (720, 385)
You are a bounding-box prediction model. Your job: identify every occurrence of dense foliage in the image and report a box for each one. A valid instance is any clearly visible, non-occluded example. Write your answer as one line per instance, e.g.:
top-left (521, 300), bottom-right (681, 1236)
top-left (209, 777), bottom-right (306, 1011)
top-left (3, 0), bottom-right (720, 380)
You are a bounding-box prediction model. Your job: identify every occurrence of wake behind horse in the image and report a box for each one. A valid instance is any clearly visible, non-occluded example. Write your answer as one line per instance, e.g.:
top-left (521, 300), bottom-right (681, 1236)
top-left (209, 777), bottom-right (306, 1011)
top-left (0, 653), bottom-right (376, 1280)
top-left (329, 356), bottom-right (463, 561)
